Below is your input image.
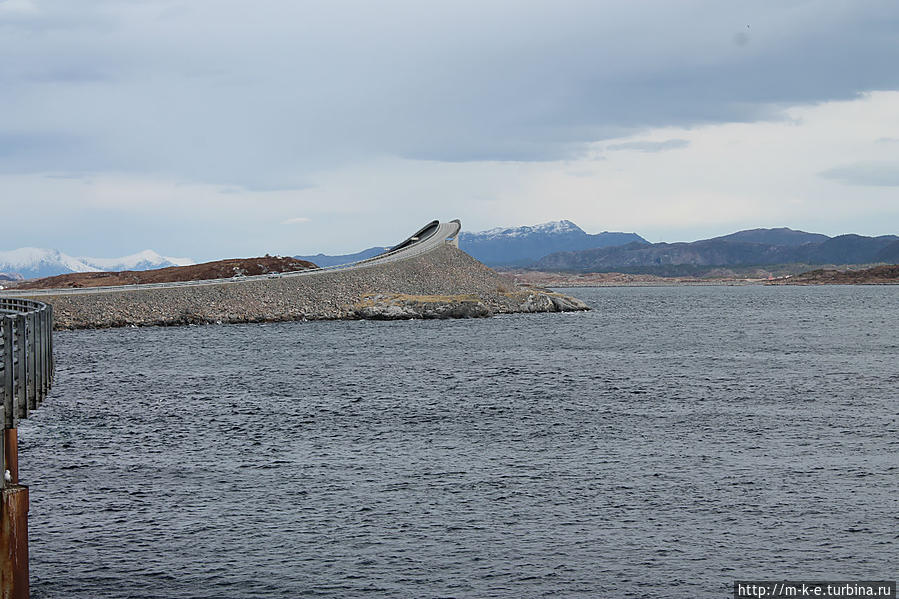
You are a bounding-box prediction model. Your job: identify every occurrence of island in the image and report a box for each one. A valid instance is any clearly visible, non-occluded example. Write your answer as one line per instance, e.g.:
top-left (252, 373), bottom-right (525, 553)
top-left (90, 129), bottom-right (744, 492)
top-left (7, 244), bottom-right (588, 330)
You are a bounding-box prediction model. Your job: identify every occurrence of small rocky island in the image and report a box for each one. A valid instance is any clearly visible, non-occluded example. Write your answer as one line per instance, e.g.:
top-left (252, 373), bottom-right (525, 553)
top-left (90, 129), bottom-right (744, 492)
top-left (21, 245), bottom-right (588, 330)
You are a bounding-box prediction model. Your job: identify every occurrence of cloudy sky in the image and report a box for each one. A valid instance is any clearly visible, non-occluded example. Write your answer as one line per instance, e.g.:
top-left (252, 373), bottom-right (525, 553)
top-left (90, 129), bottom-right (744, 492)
top-left (1, 0), bottom-right (898, 260)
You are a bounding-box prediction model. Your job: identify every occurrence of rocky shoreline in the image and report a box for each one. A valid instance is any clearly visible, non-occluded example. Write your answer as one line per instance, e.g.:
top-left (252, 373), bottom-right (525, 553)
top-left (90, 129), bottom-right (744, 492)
top-left (14, 246), bottom-right (588, 330)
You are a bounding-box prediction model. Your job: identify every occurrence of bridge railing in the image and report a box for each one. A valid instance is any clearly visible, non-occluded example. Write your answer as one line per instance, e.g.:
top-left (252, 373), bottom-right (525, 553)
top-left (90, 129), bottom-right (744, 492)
top-left (0, 299), bottom-right (54, 464)
top-left (0, 298), bottom-right (52, 596)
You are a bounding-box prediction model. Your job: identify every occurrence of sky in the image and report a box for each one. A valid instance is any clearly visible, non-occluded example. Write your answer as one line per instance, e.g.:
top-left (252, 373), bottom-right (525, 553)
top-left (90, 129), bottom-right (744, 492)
top-left (1, 0), bottom-right (898, 260)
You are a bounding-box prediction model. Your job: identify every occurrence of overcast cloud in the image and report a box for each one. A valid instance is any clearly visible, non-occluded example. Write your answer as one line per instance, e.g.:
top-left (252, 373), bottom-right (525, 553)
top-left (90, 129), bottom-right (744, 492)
top-left (1, 0), bottom-right (898, 258)
top-left (606, 140), bottom-right (691, 153)
top-left (820, 162), bottom-right (899, 187)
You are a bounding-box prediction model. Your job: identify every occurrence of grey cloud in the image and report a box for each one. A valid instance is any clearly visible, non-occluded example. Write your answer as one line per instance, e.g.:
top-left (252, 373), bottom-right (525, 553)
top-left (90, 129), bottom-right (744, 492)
top-left (607, 139), bottom-right (690, 153)
top-left (0, 0), bottom-right (898, 187)
top-left (26, 66), bottom-right (115, 84)
top-left (44, 173), bottom-right (90, 180)
top-left (820, 162), bottom-right (899, 187)
top-left (218, 181), bottom-right (316, 193)
top-left (0, 131), bottom-right (84, 163)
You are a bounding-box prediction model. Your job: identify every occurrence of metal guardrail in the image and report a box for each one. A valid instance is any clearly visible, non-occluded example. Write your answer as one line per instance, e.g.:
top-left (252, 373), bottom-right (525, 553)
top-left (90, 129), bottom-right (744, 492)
top-left (0, 219), bottom-right (463, 298)
top-left (0, 299), bottom-right (54, 436)
top-left (0, 298), bottom-right (52, 596)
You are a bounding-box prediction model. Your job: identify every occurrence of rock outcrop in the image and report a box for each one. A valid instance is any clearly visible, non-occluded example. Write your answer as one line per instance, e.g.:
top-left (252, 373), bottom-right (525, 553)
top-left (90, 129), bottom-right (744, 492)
top-left (353, 294), bottom-right (492, 320)
top-left (352, 291), bottom-right (588, 320)
top-left (514, 291), bottom-right (589, 313)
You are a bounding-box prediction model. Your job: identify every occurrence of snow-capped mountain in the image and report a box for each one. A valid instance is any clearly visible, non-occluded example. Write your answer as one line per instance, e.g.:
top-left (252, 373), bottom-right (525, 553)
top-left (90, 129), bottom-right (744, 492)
top-left (473, 220), bottom-right (586, 239)
top-left (0, 247), bottom-right (195, 279)
top-left (82, 249), bottom-right (195, 272)
top-left (0, 248), bottom-right (98, 280)
top-left (458, 220), bottom-right (648, 266)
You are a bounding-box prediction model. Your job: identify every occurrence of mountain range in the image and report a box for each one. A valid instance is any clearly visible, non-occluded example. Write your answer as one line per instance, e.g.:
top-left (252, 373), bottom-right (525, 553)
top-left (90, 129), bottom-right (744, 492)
top-left (457, 220), bottom-right (647, 266)
top-left (293, 221), bottom-right (647, 268)
top-left (5, 222), bottom-right (898, 282)
top-left (0, 248), bottom-right (194, 280)
top-left (300, 222), bottom-right (899, 274)
top-left (534, 228), bottom-right (899, 274)
top-left (295, 246), bottom-right (391, 267)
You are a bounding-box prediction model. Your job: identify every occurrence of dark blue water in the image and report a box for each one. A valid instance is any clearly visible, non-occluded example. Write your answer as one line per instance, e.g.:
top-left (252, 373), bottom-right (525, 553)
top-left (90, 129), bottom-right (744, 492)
top-left (19, 286), bottom-right (899, 598)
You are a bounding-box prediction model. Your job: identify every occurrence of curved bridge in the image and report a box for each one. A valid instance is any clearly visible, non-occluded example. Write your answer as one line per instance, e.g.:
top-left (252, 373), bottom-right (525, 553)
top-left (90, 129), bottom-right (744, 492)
top-left (0, 219), bottom-right (462, 297)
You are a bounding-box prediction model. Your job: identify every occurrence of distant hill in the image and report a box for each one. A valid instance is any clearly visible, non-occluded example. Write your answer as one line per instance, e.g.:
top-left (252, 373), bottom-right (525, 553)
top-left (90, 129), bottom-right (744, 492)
top-left (294, 247), bottom-right (390, 267)
top-left (711, 227), bottom-right (829, 246)
top-left (533, 228), bottom-right (899, 273)
top-left (0, 247), bottom-right (195, 279)
top-left (875, 239), bottom-right (899, 263)
top-left (458, 220), bottom-right (648, 267)
top-left (794, 234), bottom-right (899, 264)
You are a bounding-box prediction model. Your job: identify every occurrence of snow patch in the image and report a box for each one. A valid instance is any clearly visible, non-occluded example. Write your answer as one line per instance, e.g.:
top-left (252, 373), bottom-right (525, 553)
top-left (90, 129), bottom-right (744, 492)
top-left (466, 220), bottom-right (584, 239)
top-left (82, 249), bottom-right (195, 271)
top-left (0, 247), bottom-right (196, 279)
top-left (0, 247), bottom-right (98, 273)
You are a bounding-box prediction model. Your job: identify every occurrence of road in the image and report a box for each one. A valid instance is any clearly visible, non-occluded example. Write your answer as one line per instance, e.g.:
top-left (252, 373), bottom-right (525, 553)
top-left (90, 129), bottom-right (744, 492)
top-left (0, 219), bottom-right (462, 297)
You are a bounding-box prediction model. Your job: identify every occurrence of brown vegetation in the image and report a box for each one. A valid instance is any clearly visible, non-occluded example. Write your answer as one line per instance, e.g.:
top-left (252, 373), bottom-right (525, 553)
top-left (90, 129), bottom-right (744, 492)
top-left (17, 256), bottom-right (318, 289)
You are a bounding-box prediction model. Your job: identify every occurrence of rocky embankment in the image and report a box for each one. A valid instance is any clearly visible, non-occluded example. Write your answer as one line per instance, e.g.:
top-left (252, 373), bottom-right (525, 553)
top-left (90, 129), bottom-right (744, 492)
top-left (14, 245), bottom-right (588, 329)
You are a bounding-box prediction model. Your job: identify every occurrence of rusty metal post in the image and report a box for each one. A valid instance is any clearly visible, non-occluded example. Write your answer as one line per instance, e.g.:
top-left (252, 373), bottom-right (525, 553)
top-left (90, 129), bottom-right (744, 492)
top-left (0, 427), bottom-right (28, 599)
top-left (0, 482), bottom-right (29, 599)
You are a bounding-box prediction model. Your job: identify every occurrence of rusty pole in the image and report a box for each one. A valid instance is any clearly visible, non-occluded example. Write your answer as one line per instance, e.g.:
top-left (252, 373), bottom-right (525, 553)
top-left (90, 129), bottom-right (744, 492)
top-left (0, 428), bottom-right (28, 599)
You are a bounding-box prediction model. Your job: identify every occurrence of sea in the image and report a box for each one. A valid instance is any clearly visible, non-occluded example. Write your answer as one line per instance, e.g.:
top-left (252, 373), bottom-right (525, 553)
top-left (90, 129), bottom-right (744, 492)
top-left (18, 285), bottom-right (898, 598)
